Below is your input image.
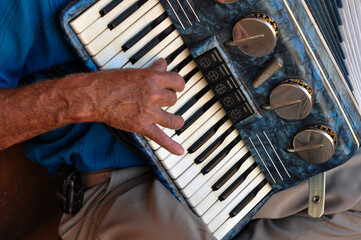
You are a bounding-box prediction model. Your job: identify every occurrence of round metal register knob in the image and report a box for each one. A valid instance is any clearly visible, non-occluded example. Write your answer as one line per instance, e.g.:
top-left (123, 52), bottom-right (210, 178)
top-left (229, 13), bottom-right (278, 57)
top-left (265, 79), bottom-right (313, 120)
top-left (287, 126), bottom-right (337, 164)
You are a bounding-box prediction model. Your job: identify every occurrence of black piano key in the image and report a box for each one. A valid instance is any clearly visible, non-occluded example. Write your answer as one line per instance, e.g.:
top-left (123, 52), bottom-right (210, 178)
top-left (108, 0), bottom-right (147, 30)
top-left (99, 0), bottom-right (123, 17)
top-left (188, 116), bottom-right (228, 154)
top-left (218, 162), bottom-right (258, 201)
top-left (176, 97), bottom-right (217, 135)
top-left (194, 127), bottom-right (234, 164)
top-left (201, 136), bottom-right (242, 175)
top-left (129, 25), bottom-right (176, 64)
top-left (195, 48), bottom-right (223, 72)
top-left (183, 68), bottom-right (199, 83)
top-left (229, 179), bottom-right (268, 217)
top-left (174, 86), bottom-right (210, 116)
top-left (171, 55), bottom-right (194, 73)
top-left (212, 151), bottom-right (252, 191)
top-left (165, 44), bottom-right (187, 64)
top-left (122, 13), bottom-right (168, 52)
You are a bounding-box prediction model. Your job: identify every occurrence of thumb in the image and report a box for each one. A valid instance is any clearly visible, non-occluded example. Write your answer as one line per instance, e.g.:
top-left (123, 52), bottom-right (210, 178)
top-left (150, 58), bottom-right (167, 72)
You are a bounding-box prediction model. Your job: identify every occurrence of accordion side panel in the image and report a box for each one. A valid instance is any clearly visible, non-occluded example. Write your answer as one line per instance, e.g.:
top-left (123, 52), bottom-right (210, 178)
top-left (291, 0), bottom-right (361, 141)
top-left (59, 0), bottom-right (361, 239)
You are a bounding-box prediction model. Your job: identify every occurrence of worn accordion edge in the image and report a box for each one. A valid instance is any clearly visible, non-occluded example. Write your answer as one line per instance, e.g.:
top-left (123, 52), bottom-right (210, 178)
top-left (60, 0), bottom-right (99, 72)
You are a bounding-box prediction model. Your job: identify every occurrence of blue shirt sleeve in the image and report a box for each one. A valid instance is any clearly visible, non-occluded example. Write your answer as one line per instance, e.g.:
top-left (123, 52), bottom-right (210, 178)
top-left (0, 0), bottom-right (75, 88)
top-left (1, 0), bottom-right (145, 176)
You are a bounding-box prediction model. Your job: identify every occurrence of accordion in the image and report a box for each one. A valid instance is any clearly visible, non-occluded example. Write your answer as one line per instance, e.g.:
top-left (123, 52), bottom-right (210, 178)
top-left (61, 0), bottom-right (361, 239)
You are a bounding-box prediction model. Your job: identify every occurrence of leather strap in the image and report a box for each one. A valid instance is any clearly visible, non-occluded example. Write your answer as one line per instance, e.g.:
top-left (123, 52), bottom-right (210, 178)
top-left (82, 169), bottom-right (112, 189)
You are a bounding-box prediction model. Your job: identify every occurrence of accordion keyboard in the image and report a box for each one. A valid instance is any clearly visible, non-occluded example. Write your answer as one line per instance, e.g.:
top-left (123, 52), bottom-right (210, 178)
top-left (64, 0), bottom-right (361, 239)
top-left (69, 0), bottom-right (272, 239)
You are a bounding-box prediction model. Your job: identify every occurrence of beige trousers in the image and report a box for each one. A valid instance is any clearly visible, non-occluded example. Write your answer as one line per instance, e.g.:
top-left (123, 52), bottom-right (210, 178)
top-left (59, 150), bottom-right (361, 240)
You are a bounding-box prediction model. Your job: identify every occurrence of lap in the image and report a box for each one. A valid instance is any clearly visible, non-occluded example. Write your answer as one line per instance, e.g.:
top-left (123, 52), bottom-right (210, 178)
top-left (59, 150), bottom-right (361, 240)
top-left (59, 166), bottom-right (215, 240)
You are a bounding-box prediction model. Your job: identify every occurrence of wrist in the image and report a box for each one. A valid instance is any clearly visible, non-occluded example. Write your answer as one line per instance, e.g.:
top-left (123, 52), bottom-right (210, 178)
top-left (55, 73), bottom-right (96, 124)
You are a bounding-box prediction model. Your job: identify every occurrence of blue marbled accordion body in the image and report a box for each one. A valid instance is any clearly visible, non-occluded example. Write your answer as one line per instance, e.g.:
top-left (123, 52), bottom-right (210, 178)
top-left (61, 0), bottom-right (361, 239)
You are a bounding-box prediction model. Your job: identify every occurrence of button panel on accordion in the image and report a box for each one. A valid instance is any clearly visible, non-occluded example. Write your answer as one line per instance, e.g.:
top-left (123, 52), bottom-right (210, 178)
top-left (61, 0), bottom-right (361, 239)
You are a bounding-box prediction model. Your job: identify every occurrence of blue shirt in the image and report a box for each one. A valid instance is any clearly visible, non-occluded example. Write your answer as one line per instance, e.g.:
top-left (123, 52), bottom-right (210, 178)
top-left (0, 0), bottom-right (145, 176)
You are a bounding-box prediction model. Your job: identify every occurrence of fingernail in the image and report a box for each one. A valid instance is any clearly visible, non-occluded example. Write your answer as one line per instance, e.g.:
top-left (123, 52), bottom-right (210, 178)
top-left (175, 145), bottom-right (184, 156)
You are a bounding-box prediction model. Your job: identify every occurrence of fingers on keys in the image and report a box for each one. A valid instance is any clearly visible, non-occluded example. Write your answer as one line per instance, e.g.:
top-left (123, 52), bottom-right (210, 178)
top-left (145, 124), bottom-right (184, 156)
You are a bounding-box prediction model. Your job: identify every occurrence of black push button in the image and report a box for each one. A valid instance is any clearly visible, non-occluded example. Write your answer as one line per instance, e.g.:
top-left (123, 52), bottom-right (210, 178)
top-left (195, 48), bottom-right (223, 72)
top-left (204, 63), bottom-right (231, 85)
top-left (211, 76), bottom-right (239, 98)
top-left (219, 90), bottom-right (246, 111)
top-left (227, 102), bottom-right (253, 124)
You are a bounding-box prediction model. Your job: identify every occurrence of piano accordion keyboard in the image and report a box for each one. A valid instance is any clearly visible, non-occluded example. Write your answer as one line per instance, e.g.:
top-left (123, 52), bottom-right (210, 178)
top-left (69, 0), bottom-right (272, 239)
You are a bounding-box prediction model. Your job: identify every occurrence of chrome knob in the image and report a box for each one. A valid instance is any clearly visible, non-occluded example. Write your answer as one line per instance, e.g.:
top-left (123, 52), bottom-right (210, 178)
top-left (262, 79), bottom-right (313, 121)
top-left (226, 13), bottom-right (279, 57)
top-left (287, 125), bottom-right (337, 164)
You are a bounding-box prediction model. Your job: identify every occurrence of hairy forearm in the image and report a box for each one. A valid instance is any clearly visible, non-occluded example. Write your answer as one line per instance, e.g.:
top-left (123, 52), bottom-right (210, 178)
top-left (0, 73), bottom-right (93, 150)
top-left (0, 59), bottom-right (185, 154)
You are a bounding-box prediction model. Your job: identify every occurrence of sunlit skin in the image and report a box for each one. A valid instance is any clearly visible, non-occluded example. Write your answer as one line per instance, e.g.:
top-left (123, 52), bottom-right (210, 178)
top-left (0, 58), bottom-right (185, 155)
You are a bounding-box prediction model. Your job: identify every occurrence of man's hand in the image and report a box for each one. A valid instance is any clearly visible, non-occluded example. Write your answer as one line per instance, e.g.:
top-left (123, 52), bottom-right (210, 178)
top-left (88, 59), bottom-right (185, 155)
top-left (0, 59), bottom-right (185, 155)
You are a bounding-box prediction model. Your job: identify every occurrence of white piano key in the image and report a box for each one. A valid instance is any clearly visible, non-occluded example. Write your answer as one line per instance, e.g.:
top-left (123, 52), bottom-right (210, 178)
top-left (182, 90), bottom-right (215, 121)
top-left (200, 167), bottom-right (264, 225)
top-left (153, 135), bottom-right (183, 161)
top-left (176, 71), bottom-right (204, 100)
top-left (70, 0), bottom-right (112, 34)
top-left (166, 79), bottom-right (208, 114)
top-left (178, 61), bottom-right (198, 78)
top-left (176, 101), bottom-right (223, 146)
top-left (157, 108), bottom-right (227, 164)
top-left (180, 138), bottom-right (245, 198)
top-left (141, 35), bottom-right (185, 68)
top-left (101, 17), bottom-right (173, 69)
top-left (161, 90), bottom-right (216, 138)
top-left (162, 128), bottom-right (176, 138)
top-left (173, 129), bottom-right (240, 189)
top-left (214, 183), bottom-right (272, 239)
top-left (123, 29), bottom-right (180, 69)
top-left (91, 4), bottom-right (165, 66)
top-left (166, 48), bottom-right (191, 71)
top-left (147, 139), bottom-right (160, 150)
top-left (163, 104), bottom-right (226, 169)
top-left (161, 110), bottom-right (230, 170)
top-left (85, 0), bottom-right (163, 56)
top-left (77, 0), bottom-right (137, 45)
top-left (187, 147), bottom-right (252, 208)
top-left (192, 159), bottom-right (260, 217)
